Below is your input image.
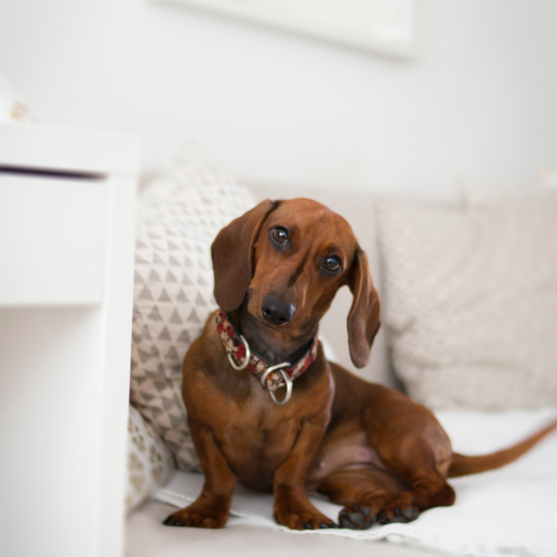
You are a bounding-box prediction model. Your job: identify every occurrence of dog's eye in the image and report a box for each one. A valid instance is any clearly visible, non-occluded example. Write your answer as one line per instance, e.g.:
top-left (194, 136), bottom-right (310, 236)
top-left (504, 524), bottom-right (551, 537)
top-left (323, 256), bottom-right (342, 274)
top-left (271, 227), bottom-right (289, 245)
top-left (325, 257), bottom-right (340, 271)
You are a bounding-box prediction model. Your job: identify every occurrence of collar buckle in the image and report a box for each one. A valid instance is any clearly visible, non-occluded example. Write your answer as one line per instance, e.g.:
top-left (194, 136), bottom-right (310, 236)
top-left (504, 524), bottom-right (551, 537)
top-left (217, 310), bottom-right (317, 406)
top-left (260, 362), bottom-right (293, 405)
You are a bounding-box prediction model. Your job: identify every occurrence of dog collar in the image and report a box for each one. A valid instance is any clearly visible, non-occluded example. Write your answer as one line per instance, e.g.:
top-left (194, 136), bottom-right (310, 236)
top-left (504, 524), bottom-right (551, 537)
top-left (216, 310), bottom-right (318, 405)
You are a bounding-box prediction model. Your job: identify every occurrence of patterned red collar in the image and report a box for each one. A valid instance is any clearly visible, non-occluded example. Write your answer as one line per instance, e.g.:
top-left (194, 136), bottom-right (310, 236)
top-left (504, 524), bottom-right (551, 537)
top-left (216, 310), bottom-right (318, 397)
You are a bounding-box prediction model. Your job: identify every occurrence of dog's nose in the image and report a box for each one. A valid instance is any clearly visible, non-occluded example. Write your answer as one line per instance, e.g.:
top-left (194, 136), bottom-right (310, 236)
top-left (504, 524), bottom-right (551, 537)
top-left (261, 295), bottom-right (295, 326)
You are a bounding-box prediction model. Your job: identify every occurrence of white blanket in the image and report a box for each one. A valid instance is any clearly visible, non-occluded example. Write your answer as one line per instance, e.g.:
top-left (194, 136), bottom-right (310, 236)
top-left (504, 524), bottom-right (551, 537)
top-left (154, 409), bottom-right (557, 557)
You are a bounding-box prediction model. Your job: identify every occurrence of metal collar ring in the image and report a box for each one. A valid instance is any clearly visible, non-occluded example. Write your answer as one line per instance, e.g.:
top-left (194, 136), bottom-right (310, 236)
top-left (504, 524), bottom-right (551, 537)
top-left (227, 334), bottom-right (251, 371)
top-left (260, 362), bottom-right (293, 405)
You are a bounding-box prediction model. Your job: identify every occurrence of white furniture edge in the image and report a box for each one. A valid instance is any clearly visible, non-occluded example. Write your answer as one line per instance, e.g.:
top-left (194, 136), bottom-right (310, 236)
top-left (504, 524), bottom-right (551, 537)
top-left (0, 124), bottom-right (141, 175)
top-left (97, 174), bottom-right (137, 557)
top-left (0, 123), bottom-right (140, 557)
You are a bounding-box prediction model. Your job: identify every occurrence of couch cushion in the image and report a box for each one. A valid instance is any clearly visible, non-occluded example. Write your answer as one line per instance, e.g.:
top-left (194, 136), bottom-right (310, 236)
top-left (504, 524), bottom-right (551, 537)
top-left (129, 409), bottom-right (557, 557)
top-left (376, 189), bottom-right (557, 409)
top-left (126, 501), bottom-right (431, 557)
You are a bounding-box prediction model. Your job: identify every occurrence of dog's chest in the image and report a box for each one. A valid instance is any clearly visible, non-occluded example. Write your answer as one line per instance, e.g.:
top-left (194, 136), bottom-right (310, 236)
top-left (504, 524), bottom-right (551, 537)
top-left (214, 382), bottom-right (304, 491)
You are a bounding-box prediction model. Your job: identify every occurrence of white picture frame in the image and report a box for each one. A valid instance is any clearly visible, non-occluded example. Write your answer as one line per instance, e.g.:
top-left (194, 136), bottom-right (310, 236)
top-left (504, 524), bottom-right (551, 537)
top-left (154, 0), bottom-right (424, 61)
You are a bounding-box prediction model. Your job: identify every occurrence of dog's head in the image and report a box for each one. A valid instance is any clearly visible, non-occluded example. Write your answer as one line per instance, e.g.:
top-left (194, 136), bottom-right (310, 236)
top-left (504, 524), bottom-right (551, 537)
top-left (211, 198), bottom-right (380, 368)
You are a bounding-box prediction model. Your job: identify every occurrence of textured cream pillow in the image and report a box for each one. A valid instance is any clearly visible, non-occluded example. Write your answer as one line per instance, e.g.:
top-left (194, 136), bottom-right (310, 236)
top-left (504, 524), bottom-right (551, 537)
top-left (130, 146), bottom-right (257, 471)
top-left (126, 405), bottom-right (174, 512)
top-left (376, 189), bottom-right (557, 409)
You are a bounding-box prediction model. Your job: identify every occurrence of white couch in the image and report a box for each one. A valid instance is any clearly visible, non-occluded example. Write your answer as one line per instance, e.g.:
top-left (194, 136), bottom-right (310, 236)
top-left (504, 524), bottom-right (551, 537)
top-left (125, 182), bottom-right (557, 557)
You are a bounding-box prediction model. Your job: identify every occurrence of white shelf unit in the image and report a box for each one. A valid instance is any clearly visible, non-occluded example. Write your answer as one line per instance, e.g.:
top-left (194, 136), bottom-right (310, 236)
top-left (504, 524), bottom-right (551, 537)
top-left (0, 124), bottom-right (140, 557)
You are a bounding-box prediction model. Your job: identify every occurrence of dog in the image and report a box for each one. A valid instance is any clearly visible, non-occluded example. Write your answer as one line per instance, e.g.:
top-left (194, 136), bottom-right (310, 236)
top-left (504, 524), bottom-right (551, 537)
top-left (163, 198), bottom-right (557, 530)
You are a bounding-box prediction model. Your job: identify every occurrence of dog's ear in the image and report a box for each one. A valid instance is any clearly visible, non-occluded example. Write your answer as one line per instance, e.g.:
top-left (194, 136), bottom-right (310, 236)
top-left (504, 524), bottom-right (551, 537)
top-left (347, 247), bottom-right (381, 369)
top-left (211, 199), bottom-right (278, 313)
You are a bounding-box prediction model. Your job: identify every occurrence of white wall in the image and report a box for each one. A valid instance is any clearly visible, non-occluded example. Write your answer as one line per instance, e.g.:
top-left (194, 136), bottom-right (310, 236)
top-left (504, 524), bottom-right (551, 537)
top-left (1, 0), bottom-right (556, 195)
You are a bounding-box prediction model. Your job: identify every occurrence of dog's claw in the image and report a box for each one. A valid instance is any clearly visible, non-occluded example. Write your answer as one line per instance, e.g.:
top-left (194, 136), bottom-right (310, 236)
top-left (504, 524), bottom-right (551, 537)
top-left (274, 502), bottom-right (334, 530)
top-left (163, 516), bottom-right (185, 527)
top-left (338, 505), bottom-right (374, 530)
top-left (162, 507), bottom-right (229, 529)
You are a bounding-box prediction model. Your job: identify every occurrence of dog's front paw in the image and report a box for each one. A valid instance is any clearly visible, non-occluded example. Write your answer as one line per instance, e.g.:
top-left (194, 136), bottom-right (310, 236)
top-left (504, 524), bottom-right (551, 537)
top-left (274, 505), bottom-right (337, 531)
top-left (163, 505), bottom-right (228, 529)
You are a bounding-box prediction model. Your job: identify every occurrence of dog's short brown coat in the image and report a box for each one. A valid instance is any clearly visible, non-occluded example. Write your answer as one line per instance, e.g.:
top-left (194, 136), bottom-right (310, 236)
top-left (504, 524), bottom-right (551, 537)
top-left (164, 198), bottom-right (556, 530)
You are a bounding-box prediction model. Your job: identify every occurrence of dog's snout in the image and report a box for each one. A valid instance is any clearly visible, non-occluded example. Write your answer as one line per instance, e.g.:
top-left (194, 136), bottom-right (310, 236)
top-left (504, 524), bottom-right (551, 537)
top-left (261, 295), bottom-right (295, 326)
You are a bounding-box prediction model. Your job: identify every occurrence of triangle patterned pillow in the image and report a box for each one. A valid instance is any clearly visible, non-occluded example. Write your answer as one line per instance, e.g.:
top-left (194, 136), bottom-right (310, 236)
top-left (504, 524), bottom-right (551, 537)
top-left (126, 405), bottom-right (174, 511)
top-left (130, 147), bottom-right (257, 471)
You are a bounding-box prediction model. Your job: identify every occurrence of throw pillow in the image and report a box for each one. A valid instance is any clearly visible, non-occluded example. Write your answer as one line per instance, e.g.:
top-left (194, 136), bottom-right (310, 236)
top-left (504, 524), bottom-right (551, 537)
top-left (376, 189), bottom-right (557, 409)
top-left (130, 146), bottom-right (257, 471)
top-left (126, 405), bottom-right (174, 512)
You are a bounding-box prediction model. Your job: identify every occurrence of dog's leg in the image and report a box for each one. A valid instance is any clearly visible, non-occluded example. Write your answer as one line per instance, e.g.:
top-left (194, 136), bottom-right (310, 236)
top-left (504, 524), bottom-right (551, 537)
top-left (374, 465), bottom-right (455, 525)
top-left (318, 468), bottom-right (405, 530)
top-left (362, 407), bottom-right (456, 524)
top-left (318, 466), bottom-right (419, 530)
top-left (273, 417), bottom-right (337, 530)
top-left (372, 471), bottom-right (454, 525)
top-left (163, 418), bottom-right (235, 528)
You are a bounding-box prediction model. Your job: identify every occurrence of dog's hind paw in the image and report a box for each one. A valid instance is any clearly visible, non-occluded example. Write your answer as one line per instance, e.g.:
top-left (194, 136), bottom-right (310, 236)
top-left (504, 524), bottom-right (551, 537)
top-left (377, 505), bottom-right (419, 525)
top-left (338, 505), bottom-right (375, 530)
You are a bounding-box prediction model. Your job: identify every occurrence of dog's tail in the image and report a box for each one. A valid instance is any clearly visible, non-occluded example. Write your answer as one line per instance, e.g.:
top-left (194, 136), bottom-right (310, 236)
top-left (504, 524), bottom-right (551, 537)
top-left (447, 419), bottom-right (557, 478)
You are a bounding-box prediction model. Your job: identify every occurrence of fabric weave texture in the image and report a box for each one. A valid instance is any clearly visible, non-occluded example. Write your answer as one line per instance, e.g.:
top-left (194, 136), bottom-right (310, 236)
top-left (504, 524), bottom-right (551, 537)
top-left (130, 146), bottom-right (257, 471)
top-left (376, 189), bottom-right (557, 409)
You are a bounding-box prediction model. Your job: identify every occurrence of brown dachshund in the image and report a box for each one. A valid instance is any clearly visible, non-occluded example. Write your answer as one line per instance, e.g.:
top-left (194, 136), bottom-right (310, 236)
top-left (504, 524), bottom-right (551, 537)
top-left (163, 198), bottom-right (557, 530)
